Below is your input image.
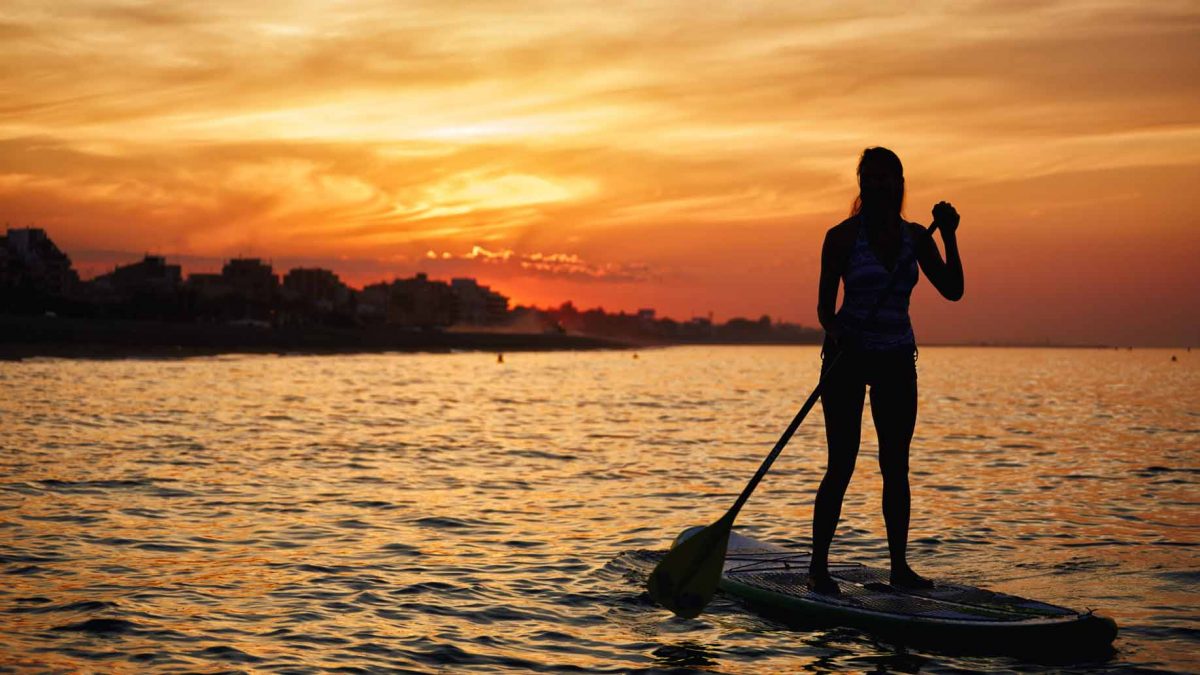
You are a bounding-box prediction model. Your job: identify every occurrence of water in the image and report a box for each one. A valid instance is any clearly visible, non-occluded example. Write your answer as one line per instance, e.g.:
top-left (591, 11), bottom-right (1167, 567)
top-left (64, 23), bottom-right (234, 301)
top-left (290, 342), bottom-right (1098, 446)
top-left (1, 346), bottom-right (1196, 673)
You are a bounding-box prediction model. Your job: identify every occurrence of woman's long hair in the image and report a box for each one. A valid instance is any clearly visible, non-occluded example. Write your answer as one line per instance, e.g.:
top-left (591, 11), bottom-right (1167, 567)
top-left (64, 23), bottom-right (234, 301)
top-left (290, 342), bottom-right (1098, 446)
top-left (849, 146), bottom-right (905, 218)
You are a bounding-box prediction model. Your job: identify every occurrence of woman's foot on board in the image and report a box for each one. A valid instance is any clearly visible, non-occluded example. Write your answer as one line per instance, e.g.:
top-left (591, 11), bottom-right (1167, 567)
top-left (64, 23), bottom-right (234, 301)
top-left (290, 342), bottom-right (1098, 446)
top-left (806, 569), bottom-right (841, 595)
top-left (890, 565), bottom-right (934, 589)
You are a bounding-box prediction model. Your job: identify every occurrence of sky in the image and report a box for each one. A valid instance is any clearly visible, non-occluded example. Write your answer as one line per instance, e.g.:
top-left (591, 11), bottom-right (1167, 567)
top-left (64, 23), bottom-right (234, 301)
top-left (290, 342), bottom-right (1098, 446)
top-left (1, 0), bottom-right (1198, 346)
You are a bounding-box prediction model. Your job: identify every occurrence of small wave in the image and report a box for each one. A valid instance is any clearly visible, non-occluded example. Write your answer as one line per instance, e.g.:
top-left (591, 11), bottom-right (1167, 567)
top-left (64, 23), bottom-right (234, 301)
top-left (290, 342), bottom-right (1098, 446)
top-left (132, 541), bottom-right (198, 552)
top-left (347, 500), bottom-right (399, 509)
top-left (0, 552), bottom-right (67, 565)
top-left (12, 600), bottom-right (119, 615)
top-left (410, 515), bottom-right (494, 531)
top-left (334, 518), bottom-right (377, 530)
top-left (51, 618), bottom-right (140, 635)
top-left (1120, 624), bottom-right (1200, 644)
top-left (418, 642), bottom-right (540, 669)
top-left (149, 486), bottom-right (196, 497)
top-left (287, 563), bottom-right (353, 574)
top-left (476, 479), bottom-right (534, 491)
top-left (4, 565), bottom-right (56, 576)
top-left (929, 484), bottom-right (967, 492)
top-left (1138, 466), bottom-right (1200, 476)
top-left (652, 643), bottom-right (719, 668)
top-left (1155, 570), bottom-right (1200, 585)
top-left (352, 591), bottom-right (390, 605)
top-left (503, 539), bottom-right (546, 549)
top-left (38, 479), bottom-right (151, 493)
top-left (943, 433), bottom-right (997, 440)
top-left (119, 508), bottom-right (168, 519)
top-left (190, 645), bottom-right (263, 663)
top-left (272, 632), bottom-right (352, 646)
top-left (376, 543), bottom-right (422, 557)
top-left (389, 580), bottom-right (465, 596)
top-left (504, 449), bottom-right (578, 461)
top-left (20, 513), bottom-right (105, 524)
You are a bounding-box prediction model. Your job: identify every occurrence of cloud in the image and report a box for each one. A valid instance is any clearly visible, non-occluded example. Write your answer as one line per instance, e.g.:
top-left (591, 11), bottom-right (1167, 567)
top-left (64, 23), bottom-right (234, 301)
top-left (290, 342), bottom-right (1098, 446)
top-left (0, 135), bottom-right (612, 255)
top-left (424, 245), bottom-right (654, 282)
top-left (5, 1), bottom-right (1194, 149)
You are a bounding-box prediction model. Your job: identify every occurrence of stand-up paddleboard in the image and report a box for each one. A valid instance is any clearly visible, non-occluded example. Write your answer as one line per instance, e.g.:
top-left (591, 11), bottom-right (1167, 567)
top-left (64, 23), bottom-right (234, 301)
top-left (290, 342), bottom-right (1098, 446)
top-left (673, 527), bottom-right (1117, 655)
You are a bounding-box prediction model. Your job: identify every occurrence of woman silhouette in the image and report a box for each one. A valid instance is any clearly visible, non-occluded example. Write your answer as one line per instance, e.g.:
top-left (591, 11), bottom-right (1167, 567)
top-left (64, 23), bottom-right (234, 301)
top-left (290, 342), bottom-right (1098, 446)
top-left (809, 147), bottom-right (964, 594)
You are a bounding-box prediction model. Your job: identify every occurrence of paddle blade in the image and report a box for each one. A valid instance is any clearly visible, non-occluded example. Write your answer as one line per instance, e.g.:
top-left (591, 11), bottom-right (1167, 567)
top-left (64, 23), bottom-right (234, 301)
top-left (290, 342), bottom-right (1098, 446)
top-left (646, 517), bottom-right (733, 619)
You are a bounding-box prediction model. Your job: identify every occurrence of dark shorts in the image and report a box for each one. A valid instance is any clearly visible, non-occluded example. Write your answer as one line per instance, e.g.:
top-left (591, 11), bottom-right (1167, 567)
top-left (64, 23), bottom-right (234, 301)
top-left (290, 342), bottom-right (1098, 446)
top-left (821, 338), bottom-right (917, 388)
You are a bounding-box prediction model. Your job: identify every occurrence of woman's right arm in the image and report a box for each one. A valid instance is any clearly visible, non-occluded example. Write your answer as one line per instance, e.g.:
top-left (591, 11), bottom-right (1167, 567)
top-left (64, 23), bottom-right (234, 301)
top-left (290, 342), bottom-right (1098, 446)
top-left (914, 202), bottom-right (964, 301)
top-left (817, 227), bottom-right (845, 338)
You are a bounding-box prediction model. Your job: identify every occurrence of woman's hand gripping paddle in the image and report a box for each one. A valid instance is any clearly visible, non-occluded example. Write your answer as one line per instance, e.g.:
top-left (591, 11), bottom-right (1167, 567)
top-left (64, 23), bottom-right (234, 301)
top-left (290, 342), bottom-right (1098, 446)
top-left (646, 219), bottom-right (942, 619)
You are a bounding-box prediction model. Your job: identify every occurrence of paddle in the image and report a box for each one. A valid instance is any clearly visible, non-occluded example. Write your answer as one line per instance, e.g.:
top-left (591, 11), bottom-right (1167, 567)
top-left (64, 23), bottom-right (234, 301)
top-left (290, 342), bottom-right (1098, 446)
top-left (645, 352), bottom-right (844, 618)
top-left (647, 220), bottom-right (939, 619)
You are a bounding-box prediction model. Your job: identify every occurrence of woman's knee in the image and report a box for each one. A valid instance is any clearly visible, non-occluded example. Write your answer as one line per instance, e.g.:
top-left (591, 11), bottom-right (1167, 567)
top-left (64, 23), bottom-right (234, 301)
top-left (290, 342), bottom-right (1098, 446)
top-left (822, 456), bottom-right (857, 487)
top-left (878, 455), bottom-right (910, 483)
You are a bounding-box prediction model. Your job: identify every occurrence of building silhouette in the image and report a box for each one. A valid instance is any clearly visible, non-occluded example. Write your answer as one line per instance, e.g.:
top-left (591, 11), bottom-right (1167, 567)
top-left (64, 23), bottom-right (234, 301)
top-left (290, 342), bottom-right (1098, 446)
top-left (451, 277), bottom-right (509, 325)
top-left (91, 255), bottom-right (182, 296)
top-left (280, 267), bottom-right (354, 326)
top-left (221, 258), bottom-right (278, 304)
top-left (185, 273), bottom-right (225, 300)
top-left (86, 254), bottom-right (186, 319)
top-left (1, 227), bottom-right (79, 298)
top-left (283, 268), bottom-right (351, 310)
top-left (181, 258), bottom-right (279, 322)
top-left (359, 273), bottom-right (456, 328)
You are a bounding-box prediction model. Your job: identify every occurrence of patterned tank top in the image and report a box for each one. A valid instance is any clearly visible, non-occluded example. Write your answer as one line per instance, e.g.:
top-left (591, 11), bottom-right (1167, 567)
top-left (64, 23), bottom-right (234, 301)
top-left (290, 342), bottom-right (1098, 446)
top-left (836, 216), bottom-right (918, 352)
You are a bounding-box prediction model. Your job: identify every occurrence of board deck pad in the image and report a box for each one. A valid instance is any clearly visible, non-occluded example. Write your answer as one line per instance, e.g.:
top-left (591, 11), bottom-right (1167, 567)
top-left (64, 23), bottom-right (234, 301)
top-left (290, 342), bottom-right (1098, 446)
top-left (722, 531), bottom-right (1074, 622)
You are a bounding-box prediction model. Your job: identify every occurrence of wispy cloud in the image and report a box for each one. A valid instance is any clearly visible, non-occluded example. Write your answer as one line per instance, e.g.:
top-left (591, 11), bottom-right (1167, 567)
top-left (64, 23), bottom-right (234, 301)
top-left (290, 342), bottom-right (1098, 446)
top-left (425, 246), bottom-right (654, 282)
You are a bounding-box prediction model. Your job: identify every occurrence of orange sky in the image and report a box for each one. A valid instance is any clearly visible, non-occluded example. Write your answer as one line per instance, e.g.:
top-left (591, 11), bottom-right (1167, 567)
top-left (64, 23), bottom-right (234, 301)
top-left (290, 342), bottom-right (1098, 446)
top-left (2, 1), bottom-right (1197, 345)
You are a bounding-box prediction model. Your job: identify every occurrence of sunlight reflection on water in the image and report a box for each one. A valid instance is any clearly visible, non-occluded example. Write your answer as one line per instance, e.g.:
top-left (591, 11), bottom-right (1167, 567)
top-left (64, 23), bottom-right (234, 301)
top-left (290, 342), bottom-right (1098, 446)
top-left (1, 346), bottom-right (1197, 672)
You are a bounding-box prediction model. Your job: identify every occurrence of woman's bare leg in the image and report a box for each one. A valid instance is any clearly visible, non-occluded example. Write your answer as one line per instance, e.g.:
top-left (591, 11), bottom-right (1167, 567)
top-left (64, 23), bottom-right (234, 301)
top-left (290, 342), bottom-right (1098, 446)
top-left (809, 371), bottom-right (865, 593)
top-left (870, 375), bottom-right (931, 587)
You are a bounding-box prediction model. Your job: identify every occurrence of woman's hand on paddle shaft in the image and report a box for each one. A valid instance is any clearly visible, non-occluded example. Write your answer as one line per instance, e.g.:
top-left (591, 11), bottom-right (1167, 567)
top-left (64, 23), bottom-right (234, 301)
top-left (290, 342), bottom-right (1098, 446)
top-left (932, 201), bottom-right (959, 237)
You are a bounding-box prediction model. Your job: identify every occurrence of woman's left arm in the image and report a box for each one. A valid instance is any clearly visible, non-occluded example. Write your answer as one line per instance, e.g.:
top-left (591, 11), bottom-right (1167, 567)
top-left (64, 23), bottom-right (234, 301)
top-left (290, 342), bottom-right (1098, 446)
top-left (915, 201), bottom-right (964, 301)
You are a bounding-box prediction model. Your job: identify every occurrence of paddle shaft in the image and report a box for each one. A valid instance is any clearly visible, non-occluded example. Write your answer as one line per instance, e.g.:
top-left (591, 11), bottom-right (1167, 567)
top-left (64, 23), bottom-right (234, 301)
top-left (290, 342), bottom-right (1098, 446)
top-left (726, 351), bottom-right (839, 519)
top-left (725, 219), bottom-right (939, 522)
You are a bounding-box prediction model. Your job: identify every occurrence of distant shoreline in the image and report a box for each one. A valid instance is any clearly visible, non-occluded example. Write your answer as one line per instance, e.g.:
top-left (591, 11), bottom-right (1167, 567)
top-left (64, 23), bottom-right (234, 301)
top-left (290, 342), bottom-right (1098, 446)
top-left (0, 315), bottom-right (631, 360)
top-left (686, 341), bottom-right (1186, 350)
top-left (0, 315), bottom-right (1185, 360)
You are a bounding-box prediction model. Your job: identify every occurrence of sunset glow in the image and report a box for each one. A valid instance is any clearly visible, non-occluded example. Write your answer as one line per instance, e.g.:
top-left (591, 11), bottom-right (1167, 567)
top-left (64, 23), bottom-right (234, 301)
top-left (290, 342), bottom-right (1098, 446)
top-left (2, 1), bottom-right (1198, 345)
